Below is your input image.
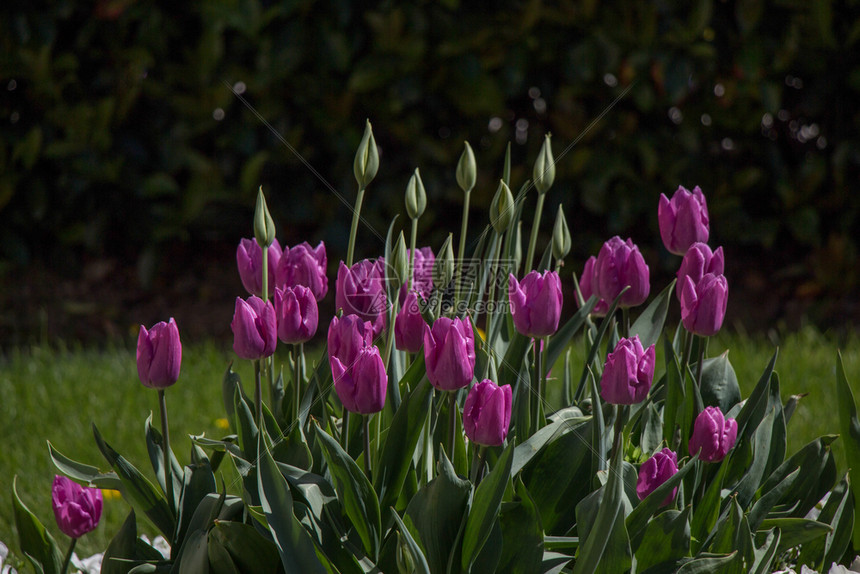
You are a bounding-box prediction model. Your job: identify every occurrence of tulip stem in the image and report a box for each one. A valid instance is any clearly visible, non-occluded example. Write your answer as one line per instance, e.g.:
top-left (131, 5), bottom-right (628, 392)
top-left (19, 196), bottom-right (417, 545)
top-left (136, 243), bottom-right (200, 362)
top-left (472, 445), bottom-right (488, 485)
top-left (525, 193), bottom-right (546, 273)
top-left (448, 392), bottom-right (458, 460)
top-left (485, 230), bottom-right (504, 355)
top-left (60, 537), bottom-right (77, 574)
top-left (346, 187), bottom-right (366, 268)
top-left (695, 337), bottom-right (706, 389)
top-left (294, 344), bottom-right (303, 424)
top-left (363, 415), bottom-right (372, 479)
top-left (454, 190), bottom-right (472, 313)
top-left (343, 410), bottom-right (351, 453)
top-left (158, 390), bottom-right (174, 515)
top-left (681, 329), bottom-right (694, 379)
top-left (621, 307), bottom-right (630, 339)
top-left (254, 360), bottom-right (263, 426)
top-left (533, 338), bottom-right (545, 434)
top-left (407, 217), bottom-right (418, 293)
top-left (422, 407), bottom-right (434, 485)
top-left (611, 405), bottom-right (627, 462)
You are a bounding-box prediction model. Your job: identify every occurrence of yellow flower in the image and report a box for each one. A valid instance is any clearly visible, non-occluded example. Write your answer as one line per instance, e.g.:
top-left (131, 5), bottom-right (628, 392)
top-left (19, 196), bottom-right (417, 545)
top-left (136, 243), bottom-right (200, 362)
top-left (215, 418), bottom-right (230, 430)
top-left (475, 326), bottom-right (487, 343)
top-left (101, 489), bottom-right (121, 501)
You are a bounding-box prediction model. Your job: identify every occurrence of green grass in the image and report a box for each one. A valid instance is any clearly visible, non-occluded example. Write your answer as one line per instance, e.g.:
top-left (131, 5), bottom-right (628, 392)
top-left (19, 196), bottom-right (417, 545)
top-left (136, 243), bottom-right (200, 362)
top-left (0, 328), bottom-right (858, 565)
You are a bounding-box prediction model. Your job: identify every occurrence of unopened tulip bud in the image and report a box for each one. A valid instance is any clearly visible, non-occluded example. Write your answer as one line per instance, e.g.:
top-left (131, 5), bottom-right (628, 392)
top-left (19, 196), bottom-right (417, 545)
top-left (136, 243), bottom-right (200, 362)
top-left (456, 141), bottom-right (476, 193)
top-left (490, 180), bottom-right (514, 233)
top-left (391, 232), bottom-right (409, 290)
top-left (52, 476), bottom-right (103, 539)
top-left (331, 345), bottom-right (387, 415)
top-left (593, 236), bottom-right (650, 308)
top-left (137, 318), bottom-right (182, 389)
top-left (688, 406), bottom-right (737, 462)
top-left (552, 204), bottom-right (571, 260)
top-left (395, 291), bottom-right (427, 353)
top-left (680, 273), bottom-right (728, 337)
top-left (463, 379), bottom-right (512, 447)
top-left (433, 234), bottom-right (455, 291)
top-left (254, 187), bottom-right (276, 248)
top-left (676, 243), bottom-right (724, 302)
top-left (658, 185), bottom-right (709, 255)
top-left (231, 296), bottom-right (277, 360)
top-left (424, 317), bottom-right (476, 391)
top-left (599, 335), bottom-right (656, 405)
top-left (533, 134), bottom-right (555, 194)
top-left (636, 448), bottom-right (678, 506)
top-left (405, 168), bottom-right (426, 220)
top-left (354, 120), bottom-right (379, 189)
top-left (508, 270), bottom-right (563, 338)
top-left (274, 285), bottom-right (318, 344)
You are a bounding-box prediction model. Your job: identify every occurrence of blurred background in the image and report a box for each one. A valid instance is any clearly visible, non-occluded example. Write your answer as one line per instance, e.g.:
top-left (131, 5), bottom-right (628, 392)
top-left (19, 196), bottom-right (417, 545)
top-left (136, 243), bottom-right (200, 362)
top-left (1, 0), bottom-right (859, 347)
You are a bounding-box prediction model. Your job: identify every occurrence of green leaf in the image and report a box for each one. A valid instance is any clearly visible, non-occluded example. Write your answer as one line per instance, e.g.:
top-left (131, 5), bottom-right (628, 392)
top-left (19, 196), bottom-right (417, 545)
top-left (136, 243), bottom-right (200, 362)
top-left (256, 433), bottom-right (328, 574)
top-left (12, 476), bottom-right (63, 574)
top-left (523, 416), bottom-right (594, 535)
top-left (734, 350), bottom-right (778, 438)
top-left (708, 498), bottom-right (753, 573)
top-left (835, 350), bottom-right (860, 547)
top-left (675, 552), bottom-right (738, 573)
top-left (390, 510), bottom-right (432, 574)
top-left (144, 413), bottom-right (183, 511)
top-left (544, 295), bottom-right (597, 376)
top-left (633, 507), bottom-right (690, 572)
top-left (796, 474), bottom-right (853, 571)
top-left (92, 423), bottom-right (175, 538)
top-left (497, 477), bottom-right (545, 573)
top-left (574, 288), bottom-right (628, 402)
top-left (662, 337), bottom-right (684, 446)
top-left (573, 441), bottom-right (632, 574)
top-left (207, 537), bottom-right (240, 574)
top-left (101, 511), bottom-right (141, 574)
top-left (221, 363), bottom-right (243, 432)
top-left (174, 454), bottom-right (218, 551)
top-left (690, 459), bottom-right (729, 550)
top-left (749, 528), bottom-right (781, 574)
top-left (314, 422), bottom-right (382, 559)
top-left (698, 352), bottom-right (741, 414)
top-left (748, 468), bottom-right (800, 531)
top-left (374, 379), bottom-right (432, 512)
top-left (512, 408), bottom-right (588, 475)
top-left (757, 518), bottom-right (832, 554)
top-left (209, 521), bottom-right (281, 573)
top-left (405, 450), bottom-right (470, 574)
top-left (461, 443), bottom-right (514, 573)
top-left (758, 435), bottom-right (838, 519)
top-left (48, 441), bottom-right (122, 490)
top-left (629, 279), bottom-right (675, 349)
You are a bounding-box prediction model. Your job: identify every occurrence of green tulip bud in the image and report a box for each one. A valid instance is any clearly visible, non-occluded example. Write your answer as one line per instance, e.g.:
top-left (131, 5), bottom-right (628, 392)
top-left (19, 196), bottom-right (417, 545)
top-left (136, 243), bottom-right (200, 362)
top-left (456, 141), bottom-right (476, 193)
top-left (552, 204), bottom-right (571, 260)
top-left (354, 120), bottom-right (379, 189)
top-left (395, 532), bottom-right (416, 574)
top-left (490, 180), bottom-right (514, 234)
top-left (533, 133), bottom-right (555, 194)
top-left (434, 233), bottom-right (455, 290)
top-left (254, 186), bottom-right (276, 247)
top-left (405, 168), bottom-right (426, 220)
top-left (391, 231), bottom-right (409, 289)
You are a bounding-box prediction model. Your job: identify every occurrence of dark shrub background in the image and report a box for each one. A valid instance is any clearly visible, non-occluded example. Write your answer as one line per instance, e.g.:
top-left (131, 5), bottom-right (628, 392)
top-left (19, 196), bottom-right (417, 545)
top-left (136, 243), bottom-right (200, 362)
top-left (2, 0), bottom-right (859, 344)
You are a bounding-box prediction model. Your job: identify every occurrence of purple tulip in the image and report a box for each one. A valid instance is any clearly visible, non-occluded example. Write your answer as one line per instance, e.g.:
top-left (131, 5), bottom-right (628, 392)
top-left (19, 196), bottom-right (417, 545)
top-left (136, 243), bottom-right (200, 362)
top-left (136, 318), bottom-right (181, 389)
top-left (231, 296), bottom-right (277, 360)
top-left (410, 247), bottom-right (436, 301)
top-left (579, 256), bottom-right (610, 316)
top-left (658, 185), bottom-right (710, 255)
top-left (636, 448), bottom-right (679, 506)
top-left (509, 270), bottom-right (564, 338)
top-left (680, 273), bottom-right (728, 337)
top-left (463, 379), bottom-right (512, 447)
top-left (395, 291), bottom-right (427, 353)
top-left (236, 238), bottom-right (283, 297)
top-left (277, 241), bottom-right (328, 301)
top-left (331, 345), bottom-right (387, 414)
top-left (336, 259), bottom-right (387, 337)
top-left (52, 476), bottom-right (102, 539)
top-left (593, 236), bottom-right (650, 307)
top-left (688, 406), bottom-right (737, 462)
top-left (424, 317), bottom-right (476, 391)
top-left (599, 336), bottom-right (656, 405)
top-left (328, 314), bottom-right (375, 368)
top-left (676, 243), bottom-right (724, 302)
top-left (274, 285), bottom-right (318, 344)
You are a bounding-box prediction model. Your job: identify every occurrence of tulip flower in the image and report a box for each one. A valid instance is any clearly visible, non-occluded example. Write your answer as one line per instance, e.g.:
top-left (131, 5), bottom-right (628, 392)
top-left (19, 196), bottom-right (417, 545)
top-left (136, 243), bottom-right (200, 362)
top-left (578, 256), bottom-right (610, 316)
top-left (236, 238), bottom-right (283, 297)
top-left (676, 243), bottom-right (724, 302)
top-left (331, 345), bottom-right (387, 415)
top-left (336, 259), bottom-right (387, 336)
top-left (273, 285), bottom-right (318, 344)
top-left (231, 296), bottom-right (277, 360)
top-left (658, 185), bottom-right (710, 255)
top-left (136, 318), bottom-right (181, 389)
top-left (636, 448), bottom-right (679, 506)
top-left (328, 314), bottom-right (375, 367)
top-left (680, 273), bottom-right (729, 337)
top-left (593, 236), bottom-right (650, 307)
top-left (424, 317), bottom-right (476, 391)
top-left (410, 247), bottom-right (436, 301)
top-left (52, 476), bottom-right (102, 539)
top-left (688, 406), bottom-right (737, 462)
top-left (508, 270), bottom-right (563, 338)
top-left (463, 380), bottom-right (512, 447)
top-left (276, 241), bottom-right (328, 301)
top-left (599, 336), bottom-right (656, 405)
top-left (395, 291), bottom-right (426, 353)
